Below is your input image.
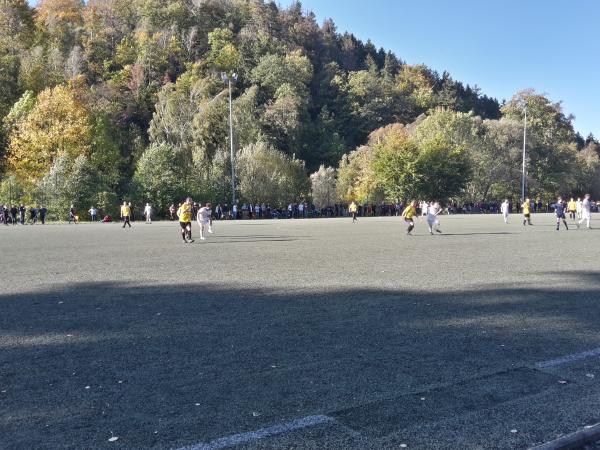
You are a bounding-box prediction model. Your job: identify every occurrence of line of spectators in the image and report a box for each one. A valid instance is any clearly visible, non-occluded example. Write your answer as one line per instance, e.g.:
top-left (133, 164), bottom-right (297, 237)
top-left (1, 204), bottom-right (48, 225)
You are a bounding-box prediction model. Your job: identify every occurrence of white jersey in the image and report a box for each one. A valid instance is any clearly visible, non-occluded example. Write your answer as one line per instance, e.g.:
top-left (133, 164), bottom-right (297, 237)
top-left (500, 202), bottom-right (509, 214)
top-left (197, 207), bottom-right (211, 223)
top-left (427, 204), bottom-right (440, 221)
top-left (576, 200), bottom-right (583, 212)
top-left (144, 205), bottom-right (152, 215)
top-left (582, 199), bottom-right (591, 214)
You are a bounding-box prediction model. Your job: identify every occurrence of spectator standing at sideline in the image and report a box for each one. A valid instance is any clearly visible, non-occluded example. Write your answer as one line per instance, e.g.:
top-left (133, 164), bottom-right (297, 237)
top-left (89, 206), bottom-right (98, 222)
top-left (68, 205), bottom-right (77, 224)
top-left (39, 205), bottom-right (47, 224)
top-left (10, 205), bottom-right (17, 225)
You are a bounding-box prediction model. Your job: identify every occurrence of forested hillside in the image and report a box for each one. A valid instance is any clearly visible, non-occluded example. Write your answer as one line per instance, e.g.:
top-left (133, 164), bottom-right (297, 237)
top-left (1, 0), bottom-right (598, 217)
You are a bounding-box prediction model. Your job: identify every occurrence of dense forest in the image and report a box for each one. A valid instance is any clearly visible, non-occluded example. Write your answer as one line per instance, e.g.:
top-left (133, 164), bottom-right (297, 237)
top-left (1, 0), bottom-right (598, 218)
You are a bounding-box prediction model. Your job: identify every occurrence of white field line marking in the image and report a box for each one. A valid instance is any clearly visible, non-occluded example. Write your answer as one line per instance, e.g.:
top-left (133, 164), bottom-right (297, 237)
top-left (535, 347), bottom-right (600, 369)
top-left (175, 415), bottom-right (334, 450)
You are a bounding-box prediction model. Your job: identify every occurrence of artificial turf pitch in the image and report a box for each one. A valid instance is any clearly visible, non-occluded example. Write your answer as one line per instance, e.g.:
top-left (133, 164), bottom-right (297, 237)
top-left (1, 213), bottom-right (600, 449)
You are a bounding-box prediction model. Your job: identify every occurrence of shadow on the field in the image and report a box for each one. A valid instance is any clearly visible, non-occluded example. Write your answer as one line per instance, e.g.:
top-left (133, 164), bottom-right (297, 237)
top-left (2, 272), bottom-right (600, 449)
top-left (193, 235), bottom-right (313, 244)
top-left (438, 232), bottom-right (517, 236)
top-left (214, 234), bottom-right (310, 239)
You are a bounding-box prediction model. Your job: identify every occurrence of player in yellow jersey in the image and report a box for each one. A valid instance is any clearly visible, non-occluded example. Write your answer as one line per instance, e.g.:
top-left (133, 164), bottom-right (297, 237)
top-left (567, 198), bottom-right (577, 220)
top-left (120, 201), bottom-right (131, 228)
top-left (177, 197), bottom-right (194, 243)
top-left (349, 201), bottom-right (358, 223)
top-left (521, 198), bottom-right (532, 226)
top-left (401, 200), bottom-right (418, 235)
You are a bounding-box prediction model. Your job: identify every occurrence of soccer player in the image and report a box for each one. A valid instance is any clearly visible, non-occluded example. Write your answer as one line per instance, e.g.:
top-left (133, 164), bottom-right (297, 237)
top-left (577, 194), bottom-right (592, 229)
top-left (144, 203), bottom-right (152, 223)
top-left (426, 201), bottom-right (442, 234)
top-left (196, 202), bottom-right (213, 240)
top-left (500, 199), bottom-right (510, 224)
top-left (401, 200), bottom-right (418, 235)
top-left (177, 198), bottom-right (194, 243)
top-left (521, 198), bottom-right (532, 226)
top-left (567, 198), bottom-right (577, 220)
top-left (554, 197), bottom-right (569, 231)
top-left (576, 197), bottom-right (583, 219)
top-left (120, 201), bottom-right (132, 228)
top-left (349, 201), bottom-right (358, 223)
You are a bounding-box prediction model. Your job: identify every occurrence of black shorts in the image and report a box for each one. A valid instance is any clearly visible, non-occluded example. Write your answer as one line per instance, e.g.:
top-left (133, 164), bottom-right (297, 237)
top-left (556, 213), bottom-right (566, 219)
top-left (179, 221), bottom-right (191, 229)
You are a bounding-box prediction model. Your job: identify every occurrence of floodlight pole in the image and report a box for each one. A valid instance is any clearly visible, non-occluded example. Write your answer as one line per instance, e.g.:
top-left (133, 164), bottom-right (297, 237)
top-left (521, 104), bottom-right (527, 204)
top-left (222, 72), bottom-right (237, 208)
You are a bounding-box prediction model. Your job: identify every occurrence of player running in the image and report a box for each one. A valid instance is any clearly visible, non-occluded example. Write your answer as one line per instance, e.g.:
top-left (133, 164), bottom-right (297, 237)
top-left (577, 194), bottom-right (592, 229)
top-left (426, 201), bottom-right (442, 234)
top-left (401, 200), bottom-right (418, 235)
top-left (196, 202), bottom-right (214, 240)
top-left (177, 198), bottom-right (194, 243)
top-left (500, 199), bottom-right (510, 224)
top-left (554, 197), bottom-right (569, 230)
top-left (120, 201), bottom-right (132, 228)
top-left (521, 198), bottom-right (532, 226)
top-left (349, 201), bottom-right (358, 223)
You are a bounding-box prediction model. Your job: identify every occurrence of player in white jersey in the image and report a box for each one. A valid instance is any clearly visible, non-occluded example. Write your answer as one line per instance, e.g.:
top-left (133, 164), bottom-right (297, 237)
top-left (426, 201), bottom-right (442, 234)
top-left (577, 194), bottom-right (592, 229)
top-left (196, 202), bottom-right (214, 240)
top-left (500, 199), bottom-right (510, 224)
top-left (576, 198), bottom-right (583, 219)
top-left (144, 203), bottom-right (153, 223)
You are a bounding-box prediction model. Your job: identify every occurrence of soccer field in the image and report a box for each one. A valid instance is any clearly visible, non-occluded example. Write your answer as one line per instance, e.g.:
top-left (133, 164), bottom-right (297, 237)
top-left (2, 214), bottom-right (600, 449)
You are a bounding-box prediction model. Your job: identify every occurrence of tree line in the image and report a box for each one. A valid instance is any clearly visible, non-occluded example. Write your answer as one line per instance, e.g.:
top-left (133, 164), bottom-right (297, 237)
top-left (0, 0), bottom-right (598, 218)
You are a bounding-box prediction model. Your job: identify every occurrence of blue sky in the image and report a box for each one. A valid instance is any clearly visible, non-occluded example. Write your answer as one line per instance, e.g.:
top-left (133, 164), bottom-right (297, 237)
top-left (283, 0), bottom-right (600, 138)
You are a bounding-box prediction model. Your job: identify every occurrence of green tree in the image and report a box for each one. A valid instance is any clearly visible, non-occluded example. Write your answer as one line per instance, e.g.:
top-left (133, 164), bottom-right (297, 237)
top-left (205, 28), bottom-right (241, 74)
top-left (310, 165), bottom-right (337, 209)
top-left (236, 141), bottom-right (309, 206)
top-left (134, 142), bottom-right (185, 213)
top-left (65, 154), bottom-right (96, 210)
top-left (502, 90), bottom-right (579, 197)
top-left (468, 119), bottom-right (523, 201)
top-left (369, 122), bottom-right (471, 201)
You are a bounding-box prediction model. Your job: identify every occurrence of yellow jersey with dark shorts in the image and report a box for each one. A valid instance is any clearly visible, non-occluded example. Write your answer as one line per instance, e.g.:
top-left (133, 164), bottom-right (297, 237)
top-left (177, 204), bottom-right (192, 223)
top-left (404, 205), bottom-right (416, 220)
